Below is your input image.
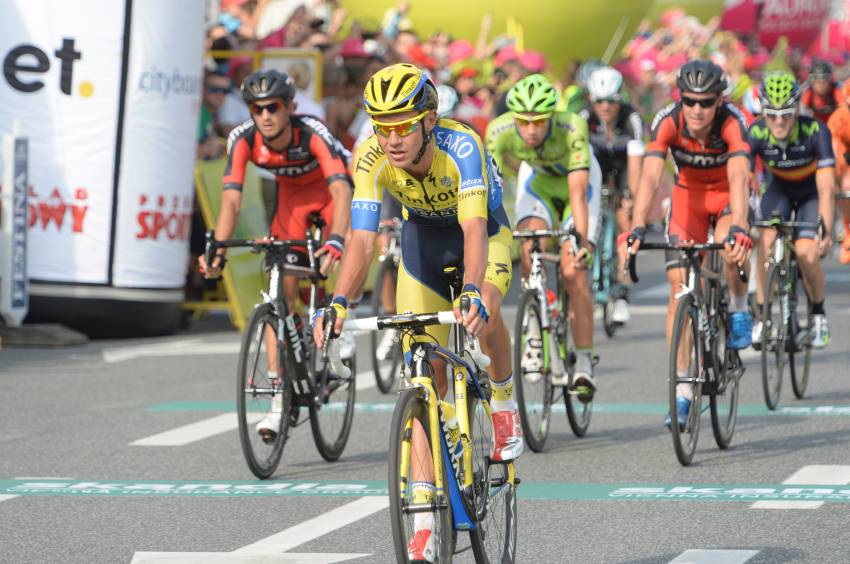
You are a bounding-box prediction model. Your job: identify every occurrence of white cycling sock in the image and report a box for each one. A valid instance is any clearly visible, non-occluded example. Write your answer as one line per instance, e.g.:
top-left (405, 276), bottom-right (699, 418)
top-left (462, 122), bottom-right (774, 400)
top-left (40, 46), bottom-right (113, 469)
top-left (676, 371), bottom-right (693, 401)
top-left (730, 294), bottom-right (748, 313)
top-left (412, 482), bottom-right (435, 531)
top-left (489, 375), bottom-right (516, 413)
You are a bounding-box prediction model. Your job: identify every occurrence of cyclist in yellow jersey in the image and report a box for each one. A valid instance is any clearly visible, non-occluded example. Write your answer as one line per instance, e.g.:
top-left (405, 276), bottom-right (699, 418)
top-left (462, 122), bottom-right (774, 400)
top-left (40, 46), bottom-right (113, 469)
top-left (311, 63), bottom-right (521, 563)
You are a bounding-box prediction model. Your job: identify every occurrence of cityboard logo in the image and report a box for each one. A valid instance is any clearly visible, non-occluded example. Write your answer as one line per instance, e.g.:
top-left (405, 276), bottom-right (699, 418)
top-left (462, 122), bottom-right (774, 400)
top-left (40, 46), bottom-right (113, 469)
top-left (137, 66), bottom-right (202, 100)
top-left (136, 193), bottom-right (193, 241)
top-left (2, 38), bottom-right (94, 97)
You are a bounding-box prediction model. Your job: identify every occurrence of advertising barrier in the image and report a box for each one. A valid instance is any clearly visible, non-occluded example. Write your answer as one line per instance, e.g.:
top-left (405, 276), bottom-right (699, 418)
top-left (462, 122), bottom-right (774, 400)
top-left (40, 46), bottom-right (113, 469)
top-left (0, 0), bottom-right (205, 315)
top-left (0, 134), bottom-right (28, 326)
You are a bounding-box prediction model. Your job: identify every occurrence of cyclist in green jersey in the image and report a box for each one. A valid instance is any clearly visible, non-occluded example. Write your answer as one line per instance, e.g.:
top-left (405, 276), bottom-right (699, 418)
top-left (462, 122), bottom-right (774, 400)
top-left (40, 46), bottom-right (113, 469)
top-left (486, 74), bottom-right (602, 400)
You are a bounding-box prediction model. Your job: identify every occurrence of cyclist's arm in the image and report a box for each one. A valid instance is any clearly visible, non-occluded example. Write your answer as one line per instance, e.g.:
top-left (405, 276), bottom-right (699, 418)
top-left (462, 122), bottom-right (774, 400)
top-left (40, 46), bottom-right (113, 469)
top-left (213, 133), bottom-right (251, 254)
top-left (815, 123), bottom-right (837, 233)
top-left (726, 155), bottom-right (750, 228)
top-left (327, 178), bottom-right (353, 237)
top-left (331, 228), bottom-right (376, 301)
top-left (485, 114), bottom-right (520, 177)
top-left (631, 155), bottom-right (664, 228)
top-left (460, 217), bottom-right (487, 290)
top-left (567, 169), bottom-right (590, 243)
top-left (626, 109), bottom-right (645, 198)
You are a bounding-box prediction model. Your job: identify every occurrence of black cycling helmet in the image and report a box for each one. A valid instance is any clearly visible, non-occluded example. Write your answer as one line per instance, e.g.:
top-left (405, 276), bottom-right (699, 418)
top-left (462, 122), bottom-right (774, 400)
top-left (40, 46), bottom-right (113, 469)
top-left (240, 69), bottom-right (296, 104)
top-left (809, 58), bottom-right (832, 80)
top-left (676, 59), bottom-right (727, 94)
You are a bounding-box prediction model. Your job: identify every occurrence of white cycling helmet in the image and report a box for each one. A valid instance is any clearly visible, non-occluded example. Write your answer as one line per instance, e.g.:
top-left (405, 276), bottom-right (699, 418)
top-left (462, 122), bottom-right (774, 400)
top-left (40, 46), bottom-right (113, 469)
top-left (587, 66), bottom-right (624, 102)
top-left (436, 84), bottom-right (460, 118)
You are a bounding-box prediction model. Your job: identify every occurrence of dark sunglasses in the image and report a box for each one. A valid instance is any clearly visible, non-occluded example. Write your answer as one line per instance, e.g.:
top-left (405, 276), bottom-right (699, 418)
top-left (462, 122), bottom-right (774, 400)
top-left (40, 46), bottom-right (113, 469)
top-left (681, 96), bottom-right (718, 108)
top-left (250, 101), bottom-right (282, 115)
top-left (207, 85), bottom-right (230, 94)
top-left (592, 97), bottom-right (621, 105)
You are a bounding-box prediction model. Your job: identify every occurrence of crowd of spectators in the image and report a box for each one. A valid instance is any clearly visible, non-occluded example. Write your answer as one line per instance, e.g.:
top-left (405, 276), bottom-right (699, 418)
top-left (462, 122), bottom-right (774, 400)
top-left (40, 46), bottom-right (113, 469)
top-left (198, 1), bottom-right (850, 164)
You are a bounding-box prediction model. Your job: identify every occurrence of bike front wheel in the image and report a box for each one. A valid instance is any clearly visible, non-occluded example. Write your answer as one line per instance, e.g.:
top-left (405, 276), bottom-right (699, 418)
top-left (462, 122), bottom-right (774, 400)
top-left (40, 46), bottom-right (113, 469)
top-left (513, 290), bottom-right (552, 451)
top-left (709, 301), bottom-right (740, 449)
top-left (468, 383), bottom-right (518, 564)
top-left (562, 292), bottom-right (592, 437)
top-left (388, 386), bottom-right (455, 564)
top-left (669, 296), bottom-right (703, 466)
top-left (761, 265), bottom-right (785, 410)
top-left (237, 303), bottom-right (291, 479)
top-left (789, 266), bottom-right (812, 399)
top-left (370, 260), bottom-right (402, 393)
top-left (309, 347), bottom-right (356, 462)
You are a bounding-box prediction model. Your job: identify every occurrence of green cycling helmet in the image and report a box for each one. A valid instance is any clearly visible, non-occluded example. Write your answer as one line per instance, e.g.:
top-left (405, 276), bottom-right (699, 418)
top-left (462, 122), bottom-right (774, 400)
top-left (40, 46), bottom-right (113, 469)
top-left (506, 74), bottom-right (559, 114)
top-left (759, 72), bottom-right (801, 110)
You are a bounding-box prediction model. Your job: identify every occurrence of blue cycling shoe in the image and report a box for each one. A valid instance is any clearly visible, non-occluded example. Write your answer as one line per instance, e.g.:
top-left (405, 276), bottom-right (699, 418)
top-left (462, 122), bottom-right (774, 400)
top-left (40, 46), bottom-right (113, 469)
top-left (664, 397), bottom-right (692, 432)
top-left (728, 311), bottom-right (753, 350)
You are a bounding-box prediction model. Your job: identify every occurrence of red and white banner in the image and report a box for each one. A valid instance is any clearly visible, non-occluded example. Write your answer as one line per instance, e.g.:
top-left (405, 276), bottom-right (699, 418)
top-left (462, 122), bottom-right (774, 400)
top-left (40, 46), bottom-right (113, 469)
top-left (721, 0), bottom-right (831, 50)
top-left (112, 0), bottom-right (204, 288)
top-left (0, 0), bottom-right (125, 283)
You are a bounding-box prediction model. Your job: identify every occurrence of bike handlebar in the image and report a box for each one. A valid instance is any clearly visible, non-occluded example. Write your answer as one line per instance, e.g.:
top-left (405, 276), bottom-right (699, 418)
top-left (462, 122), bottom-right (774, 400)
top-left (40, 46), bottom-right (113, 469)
top-left (204, 231), bottom-right (326, 279)
top-left (626, 241), bottom-right (746, 284)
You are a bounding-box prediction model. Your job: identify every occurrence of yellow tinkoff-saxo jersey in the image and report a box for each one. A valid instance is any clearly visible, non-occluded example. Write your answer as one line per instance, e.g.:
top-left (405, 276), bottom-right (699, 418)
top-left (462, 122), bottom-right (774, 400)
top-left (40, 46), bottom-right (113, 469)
top-left (350, 118), bottom-right (509, 231)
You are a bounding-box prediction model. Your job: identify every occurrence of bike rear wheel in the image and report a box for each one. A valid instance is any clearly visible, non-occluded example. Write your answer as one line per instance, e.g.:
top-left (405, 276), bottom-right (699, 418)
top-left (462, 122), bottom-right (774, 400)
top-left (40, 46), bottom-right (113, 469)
top-left (309, 346), bottom-right (356, 462)
top-left (468, 382), bottom-right (517, 564)
top-left (513, 290), bottom-right (552, 452)
top-left (371, 260), bottom-right (402, 394)
top-left (388, 386), bottom-right (455, 564)
top-left (669, 296), bottom-right (703, 466)
top-left (761, 265), bottom-right (785, 410)
top-left (709, 298), bottom-right (740, 449)
top-left (789, 266), bottom-right (812, 399)
top-left (237, 303), bottom-right (291, 479)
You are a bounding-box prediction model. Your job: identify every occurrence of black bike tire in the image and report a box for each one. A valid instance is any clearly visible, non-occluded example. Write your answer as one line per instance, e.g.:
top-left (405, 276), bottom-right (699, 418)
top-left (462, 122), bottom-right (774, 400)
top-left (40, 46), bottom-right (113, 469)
top-left (388, 387), bottom-right (455, 564)
top-left (371, 261), bottom-right (400, 394)
top-left (709, 292), bottom-right (739, 450)
top-left (309, 351), bottom-right (356, 462)
top-left (600, 215), bottom-right (618, 339)
top-left (468, 381), bottom-right (518, 564)
top-left (789, 265), bottom-right (812, 399)
top-left (237, 303), bottom-right (290, 479)
top-left (761, 265), bottom-right (785, 410)
top-left (563, 291), bottom-right (592, 437)
top-left (513, 289), bottom-right (552, 452)
top-left (669, 295), bottom-right (702, 466)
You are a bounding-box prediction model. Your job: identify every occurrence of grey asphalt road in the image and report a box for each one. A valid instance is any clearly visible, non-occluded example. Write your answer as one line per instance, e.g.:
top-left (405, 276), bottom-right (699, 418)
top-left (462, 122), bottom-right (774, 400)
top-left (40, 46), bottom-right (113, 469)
top-left (2, 252), bottom-right (849, 564)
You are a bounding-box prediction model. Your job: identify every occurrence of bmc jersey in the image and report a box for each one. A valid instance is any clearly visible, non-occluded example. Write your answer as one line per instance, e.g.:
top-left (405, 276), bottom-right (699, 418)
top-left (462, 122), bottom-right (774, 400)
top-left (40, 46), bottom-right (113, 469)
top-left (646, 102), bottom-right (750, 191)
top-left (801, 86), bottom-right (844, 125)
top-left (577, 102), bottom-right (644, 179)
top-left (350, 118), bottom-right (506, 231)
top-left (486, 111), bottom-right (591, 178)
top-left (223, 114), bottom-right (350, 191)
top-left (748, 116), bottom-right (835, 191)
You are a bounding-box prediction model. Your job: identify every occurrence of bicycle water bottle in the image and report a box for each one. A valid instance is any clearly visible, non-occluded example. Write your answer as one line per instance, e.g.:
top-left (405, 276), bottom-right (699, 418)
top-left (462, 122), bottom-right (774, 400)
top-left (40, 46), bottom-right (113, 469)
top-left (546, 289), bottom-right (559, 320)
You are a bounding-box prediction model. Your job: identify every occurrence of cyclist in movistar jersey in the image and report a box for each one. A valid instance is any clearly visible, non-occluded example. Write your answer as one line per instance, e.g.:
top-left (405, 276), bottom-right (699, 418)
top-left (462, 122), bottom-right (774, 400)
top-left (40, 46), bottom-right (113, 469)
top-left (312, 63), bottom-right (521, 563)
top-left (486, 74), bottom-right (602, 401)
top-left (579, 66), bottom-right (645, 324)
top-left (749, 72), bottom-right (835, 348)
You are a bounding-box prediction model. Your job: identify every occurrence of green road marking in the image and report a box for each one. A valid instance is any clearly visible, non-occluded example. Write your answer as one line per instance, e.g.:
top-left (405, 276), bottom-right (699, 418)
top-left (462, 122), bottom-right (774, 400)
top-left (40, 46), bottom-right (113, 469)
top-left (4, 479), bottom-right (850, 503)
top-left (147, 401), bottom-right (850, 417)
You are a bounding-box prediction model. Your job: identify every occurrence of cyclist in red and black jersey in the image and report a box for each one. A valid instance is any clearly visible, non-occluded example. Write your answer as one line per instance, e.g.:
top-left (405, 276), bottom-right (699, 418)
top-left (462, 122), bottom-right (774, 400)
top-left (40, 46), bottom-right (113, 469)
top-left (200, 69), bottom-right (353, 308)
top-left (621, 59), bottom-right (753, 429)
top-left (801, 59), bottom-right (844, 125)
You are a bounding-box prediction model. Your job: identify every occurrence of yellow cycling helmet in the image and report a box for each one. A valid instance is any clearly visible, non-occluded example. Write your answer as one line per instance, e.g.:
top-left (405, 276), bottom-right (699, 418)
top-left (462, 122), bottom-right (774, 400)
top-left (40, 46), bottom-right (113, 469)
top-left (363, 63), bottom-right (438, 117)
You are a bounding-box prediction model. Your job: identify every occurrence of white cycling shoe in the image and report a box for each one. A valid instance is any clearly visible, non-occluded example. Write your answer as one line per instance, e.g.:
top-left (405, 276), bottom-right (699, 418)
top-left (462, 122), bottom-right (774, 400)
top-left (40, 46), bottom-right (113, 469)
top-left (811, 314), bottom-right (830, 349)
top-left (337, 331), bottom-right (355, 360)
top-left (256, 412), bottom-right (282, 443)
top-left (376, 329), bottom-right (398, 360)
top-left (612, 298), bottom-right (630, 324)
top-left (571, 352), bottom-right (596, 403)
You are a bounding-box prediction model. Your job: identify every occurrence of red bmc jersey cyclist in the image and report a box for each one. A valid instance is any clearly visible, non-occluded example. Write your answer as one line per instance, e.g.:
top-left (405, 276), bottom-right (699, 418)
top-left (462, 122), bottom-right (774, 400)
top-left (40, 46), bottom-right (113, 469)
top-left (223, 113), bottom-right (351, 241)
top-left (646, 100), bottom-right (750, 242)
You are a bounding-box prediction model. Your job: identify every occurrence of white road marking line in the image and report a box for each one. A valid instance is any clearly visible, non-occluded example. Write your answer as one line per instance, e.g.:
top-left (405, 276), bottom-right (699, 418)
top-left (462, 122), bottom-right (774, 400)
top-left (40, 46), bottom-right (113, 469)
top-left (233, 496), bottom-right (389, 555)
top-left (130, 413), bottom-right (260, 446)
top-left (131, 552), bottom-right (369, 563)
top-left (0, 495), bottom-right (18, 503)
top-left (103, 339), bottom-right (240, 363)
top-left (751, 465), bottom-right (850, 510)
top-left (668, 549), bottom-right (759, 564)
